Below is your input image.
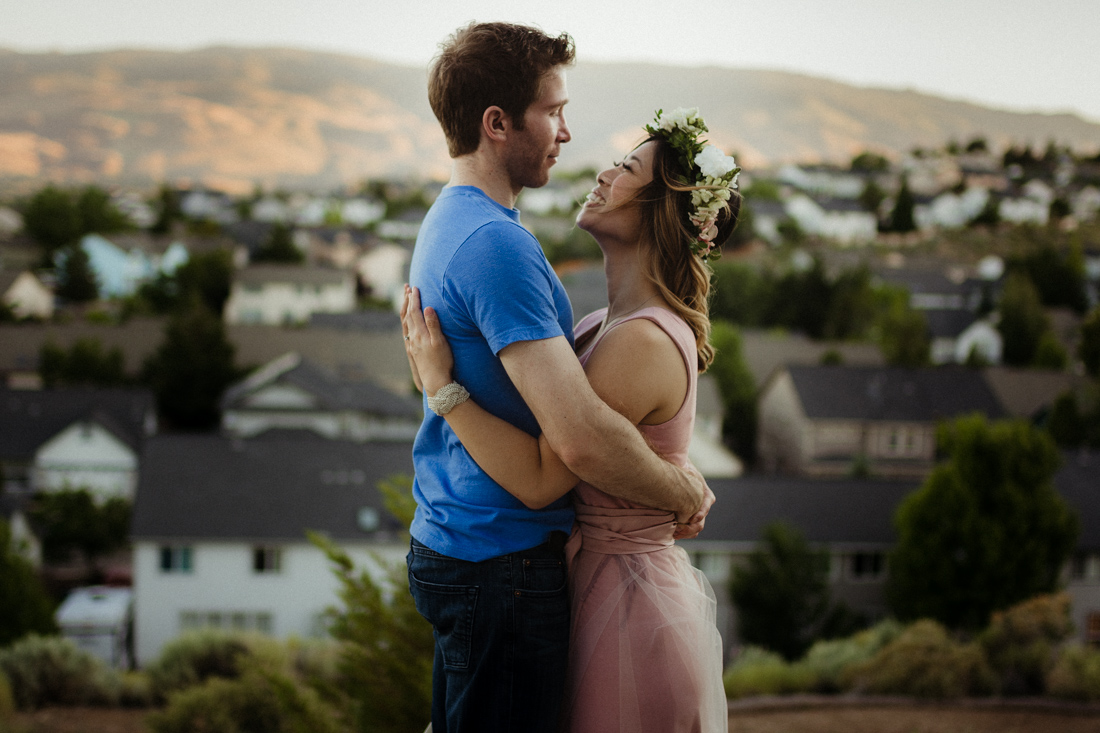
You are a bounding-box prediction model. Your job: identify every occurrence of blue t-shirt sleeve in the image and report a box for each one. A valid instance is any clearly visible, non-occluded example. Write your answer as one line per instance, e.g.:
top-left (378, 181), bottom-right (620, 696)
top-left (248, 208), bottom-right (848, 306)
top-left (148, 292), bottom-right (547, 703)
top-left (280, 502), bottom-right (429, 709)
top-left (444, 221), bottom-right (566, 354)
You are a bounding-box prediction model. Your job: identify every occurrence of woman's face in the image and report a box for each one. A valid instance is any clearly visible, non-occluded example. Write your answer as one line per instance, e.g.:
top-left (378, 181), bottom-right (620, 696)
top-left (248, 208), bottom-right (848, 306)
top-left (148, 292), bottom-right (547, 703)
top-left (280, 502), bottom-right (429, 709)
top-left (576, 140), bottom-right (656, 242)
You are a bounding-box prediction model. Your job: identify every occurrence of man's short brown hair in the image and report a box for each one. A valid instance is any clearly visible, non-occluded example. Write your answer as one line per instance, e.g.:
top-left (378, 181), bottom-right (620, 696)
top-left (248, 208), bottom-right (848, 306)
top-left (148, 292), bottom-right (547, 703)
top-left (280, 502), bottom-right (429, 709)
top-left (429, 22), bottom-right (575, 158)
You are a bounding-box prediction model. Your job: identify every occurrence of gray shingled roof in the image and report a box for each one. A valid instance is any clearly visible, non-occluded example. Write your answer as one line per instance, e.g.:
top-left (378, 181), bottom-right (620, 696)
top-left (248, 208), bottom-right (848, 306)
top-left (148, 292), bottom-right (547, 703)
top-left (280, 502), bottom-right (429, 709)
top-left (923, 308), bottom-right (979, 339)
top-left (1056, 450), bottom-right (1100, 551)
top-left (0, 387), bottom-right (154, 461)
top-left (131, 434), bottom-right (414, 542)
top-left (694, 456), bottom-right (1097, 550)
top-left (234, 265), bottom-right (350, 287)
top-left (786, 365), bottom-right (1005, 422)
top-left (221, 354), bottom-right (421, 419)
top-left (693, 476), bottom-right (919, 548)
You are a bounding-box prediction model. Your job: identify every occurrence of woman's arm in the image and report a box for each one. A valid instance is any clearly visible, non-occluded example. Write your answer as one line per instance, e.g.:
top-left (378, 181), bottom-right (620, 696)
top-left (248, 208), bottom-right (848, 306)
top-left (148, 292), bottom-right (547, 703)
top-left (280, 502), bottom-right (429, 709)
top-left (403, 286), bottom-right (578, 509)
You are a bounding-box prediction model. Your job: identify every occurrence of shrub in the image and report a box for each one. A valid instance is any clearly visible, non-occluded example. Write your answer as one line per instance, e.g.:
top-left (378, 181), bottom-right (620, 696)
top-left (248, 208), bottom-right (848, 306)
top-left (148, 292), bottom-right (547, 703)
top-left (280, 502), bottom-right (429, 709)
top-left (843, 620), bottom-right (997, 699)
top-left (144, 629), bottom-right (250, 702)
top-left (0, 634), bottom-right (118, 709)
top-left (0, 669), bottom-right (14, 722)
top-left (1047, 645), bottom-right (1100, 701)
top-left (980, 593), bottom-right (1073, 695)
top-left (145, 661), bottom-right (341, 733)
top-left (117, 671), bottom-right (155, 708)
top-left (722, 647), bottom-right (818, 699)
top-left (801, 619), bottom-right (904, 691)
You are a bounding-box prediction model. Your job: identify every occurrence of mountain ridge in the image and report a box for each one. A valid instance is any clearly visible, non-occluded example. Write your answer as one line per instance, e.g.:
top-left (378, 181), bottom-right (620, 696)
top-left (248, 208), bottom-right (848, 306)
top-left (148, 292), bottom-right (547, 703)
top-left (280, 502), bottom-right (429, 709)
top-left (1, 46), bottom-right (1098, 193)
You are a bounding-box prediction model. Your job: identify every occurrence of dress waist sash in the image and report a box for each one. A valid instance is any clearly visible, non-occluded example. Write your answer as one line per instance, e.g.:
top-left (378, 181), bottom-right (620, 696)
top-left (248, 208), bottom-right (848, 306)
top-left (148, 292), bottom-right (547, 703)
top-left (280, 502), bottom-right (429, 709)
top-left (565, 502), bottom-right (676, 564)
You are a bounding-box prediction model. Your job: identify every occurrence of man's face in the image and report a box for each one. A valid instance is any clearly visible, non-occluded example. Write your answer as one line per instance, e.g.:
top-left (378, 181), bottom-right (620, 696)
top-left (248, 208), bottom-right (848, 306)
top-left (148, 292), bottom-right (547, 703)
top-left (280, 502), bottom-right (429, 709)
top-left (504, 67), bottom-right (571, 193)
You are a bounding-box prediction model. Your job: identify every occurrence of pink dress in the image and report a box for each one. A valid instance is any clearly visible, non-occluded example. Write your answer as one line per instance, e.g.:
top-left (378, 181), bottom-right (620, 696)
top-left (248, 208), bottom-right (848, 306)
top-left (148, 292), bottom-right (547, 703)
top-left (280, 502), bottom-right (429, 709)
top-left (560, 307), bottom-right (727, 733)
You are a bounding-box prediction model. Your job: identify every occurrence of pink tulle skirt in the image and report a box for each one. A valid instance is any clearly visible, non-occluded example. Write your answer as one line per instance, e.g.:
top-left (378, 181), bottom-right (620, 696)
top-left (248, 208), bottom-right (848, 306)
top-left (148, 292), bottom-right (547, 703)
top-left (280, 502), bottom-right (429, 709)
top-left (560, 503), bottom-right (727, 733)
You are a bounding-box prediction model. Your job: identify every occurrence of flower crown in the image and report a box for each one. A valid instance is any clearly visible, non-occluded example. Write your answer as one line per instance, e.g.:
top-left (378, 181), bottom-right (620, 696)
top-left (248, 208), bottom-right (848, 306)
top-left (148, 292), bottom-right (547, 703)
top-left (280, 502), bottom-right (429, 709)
top-left (644, 108), bottom-right (740, 260)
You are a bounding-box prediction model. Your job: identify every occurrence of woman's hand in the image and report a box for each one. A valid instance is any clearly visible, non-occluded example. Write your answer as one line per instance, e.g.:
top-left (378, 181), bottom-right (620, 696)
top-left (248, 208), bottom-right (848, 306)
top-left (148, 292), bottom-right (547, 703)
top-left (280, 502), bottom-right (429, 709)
top-left (402, 284), bottom-right (455, 396)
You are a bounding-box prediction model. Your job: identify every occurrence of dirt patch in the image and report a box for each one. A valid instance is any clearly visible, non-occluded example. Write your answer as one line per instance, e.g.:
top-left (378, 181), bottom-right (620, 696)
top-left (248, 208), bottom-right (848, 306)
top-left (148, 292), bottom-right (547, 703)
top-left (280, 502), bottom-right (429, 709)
top-left (9, 707), bottom-right (151, 733)
top-left (729, 698), bottom-right (1100, 733)
top-left (10, 701), bottom-right (1100, 733)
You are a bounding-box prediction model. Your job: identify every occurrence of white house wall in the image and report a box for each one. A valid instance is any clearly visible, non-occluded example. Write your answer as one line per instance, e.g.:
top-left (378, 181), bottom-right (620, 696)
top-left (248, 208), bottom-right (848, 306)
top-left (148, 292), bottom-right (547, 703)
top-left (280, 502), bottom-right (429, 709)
top-left (33, 423), bottom-right (137, 501)
top-left (757, 371), bottom-right (809, 473)
top-left (3, 272), bottom-right (54, 319)
top-left (224, 279), bottom-right (356, 325)
top-left (132, 540), bottom-right (407, 666)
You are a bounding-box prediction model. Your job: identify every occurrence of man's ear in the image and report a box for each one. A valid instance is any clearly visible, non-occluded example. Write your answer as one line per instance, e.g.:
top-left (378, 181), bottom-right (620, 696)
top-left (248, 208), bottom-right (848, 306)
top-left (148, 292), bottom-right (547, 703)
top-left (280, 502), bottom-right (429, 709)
top-left (482, 106), bottom-right (510, 143)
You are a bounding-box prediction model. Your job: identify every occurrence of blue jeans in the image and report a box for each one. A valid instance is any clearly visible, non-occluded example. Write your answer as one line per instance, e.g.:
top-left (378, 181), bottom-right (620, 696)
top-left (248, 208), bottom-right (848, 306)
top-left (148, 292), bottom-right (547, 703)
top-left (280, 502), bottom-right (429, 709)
top-left (407, 536), bottom-right (570, 733)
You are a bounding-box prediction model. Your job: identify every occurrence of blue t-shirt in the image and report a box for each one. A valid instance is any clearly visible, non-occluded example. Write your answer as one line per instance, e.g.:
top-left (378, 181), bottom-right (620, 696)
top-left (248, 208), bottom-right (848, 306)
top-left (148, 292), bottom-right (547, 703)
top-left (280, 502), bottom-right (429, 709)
top-left (408, 186), bottom-right (575, 562)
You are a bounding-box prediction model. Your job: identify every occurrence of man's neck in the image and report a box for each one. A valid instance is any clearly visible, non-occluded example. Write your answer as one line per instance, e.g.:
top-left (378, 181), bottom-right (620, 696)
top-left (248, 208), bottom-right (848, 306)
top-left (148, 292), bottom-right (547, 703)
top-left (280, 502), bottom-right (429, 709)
top-left (449, 153), bottom-right (520, 209)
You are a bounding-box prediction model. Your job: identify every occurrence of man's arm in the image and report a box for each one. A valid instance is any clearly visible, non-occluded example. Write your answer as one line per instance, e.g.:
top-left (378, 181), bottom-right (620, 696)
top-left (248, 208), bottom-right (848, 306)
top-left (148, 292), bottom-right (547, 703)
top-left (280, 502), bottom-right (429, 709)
top-left (500, 335), bottom-right (704, 515)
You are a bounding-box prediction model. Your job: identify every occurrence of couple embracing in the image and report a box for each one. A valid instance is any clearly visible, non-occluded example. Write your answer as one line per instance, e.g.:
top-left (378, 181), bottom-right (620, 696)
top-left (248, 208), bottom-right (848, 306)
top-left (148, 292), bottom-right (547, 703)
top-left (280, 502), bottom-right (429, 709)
top-left (402, 21), bottom-right (741, 733)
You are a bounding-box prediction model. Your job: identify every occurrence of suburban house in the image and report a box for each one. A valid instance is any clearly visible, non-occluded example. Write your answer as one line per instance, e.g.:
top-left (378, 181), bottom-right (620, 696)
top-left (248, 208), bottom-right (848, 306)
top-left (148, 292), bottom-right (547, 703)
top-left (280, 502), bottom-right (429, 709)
top-left (999, 180), bottom-right (1055, 225)
top-left (784, 194), bottom-right (878, 245)
top-left (0, 386), bottom-right (156, 500)
top-left (689, 375), bottom-right (743, 478)
top-left (1, 269), bottom-right (53, 320)
top-left (356, 242), bottom-right (411, 308)
top-left (130, 433), bottom-right (415, 666)
top-left (873, 264), bottom-right (992, 313)
top-left (777, 164), bottom-right (870, 200)
top-left (223, 265), bottom-right (356, 325)
top-left (75, 234), bottom-right (189, 298)
top-left (913, 186), bottom-right (990, 230)
top-left (756, 365), bottom-right (1005, 478)
top-left (686, 453), bottom-right (1100, 656)
top-left (684, 476), bottom-right (917, 657)
top-left (924, 309), bottom-right (1002, 365)
top-left (220, 352), bottom-right (421, 441)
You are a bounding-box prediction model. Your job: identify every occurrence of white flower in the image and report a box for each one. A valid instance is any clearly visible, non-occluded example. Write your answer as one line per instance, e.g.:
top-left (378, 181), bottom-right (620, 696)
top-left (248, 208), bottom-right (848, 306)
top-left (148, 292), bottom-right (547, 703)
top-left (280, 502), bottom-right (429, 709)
top-left (658, 107), bottom-right (702, 133)
top-left (695, 145), bottom-right (737, 179)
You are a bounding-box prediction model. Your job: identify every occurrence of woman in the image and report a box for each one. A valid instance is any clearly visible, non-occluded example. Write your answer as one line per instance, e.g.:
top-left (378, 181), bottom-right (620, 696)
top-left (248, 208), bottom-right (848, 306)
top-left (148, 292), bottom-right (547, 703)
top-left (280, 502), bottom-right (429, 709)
top-left (403, 108), bottom-right (741, 732)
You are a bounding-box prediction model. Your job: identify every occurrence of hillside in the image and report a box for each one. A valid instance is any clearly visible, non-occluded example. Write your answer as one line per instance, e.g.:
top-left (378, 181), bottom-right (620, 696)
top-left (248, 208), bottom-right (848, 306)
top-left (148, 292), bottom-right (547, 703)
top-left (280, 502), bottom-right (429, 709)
top-left (2, 46), bottom-right (1099, 192)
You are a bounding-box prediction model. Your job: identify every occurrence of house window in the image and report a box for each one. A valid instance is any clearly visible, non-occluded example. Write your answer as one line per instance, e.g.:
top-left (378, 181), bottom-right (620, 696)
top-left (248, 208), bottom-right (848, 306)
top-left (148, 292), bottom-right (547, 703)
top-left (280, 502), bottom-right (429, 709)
top-left (253, 546), bottom-right (282, 574)
top-left (159, 546), bottom-right (193, 573)
top-left (1088, 613), bottom-right (1100, 646)
top-left (849, 552), bottom-right (885, 580)
top-left (179, 610), bottom-right (274, 635)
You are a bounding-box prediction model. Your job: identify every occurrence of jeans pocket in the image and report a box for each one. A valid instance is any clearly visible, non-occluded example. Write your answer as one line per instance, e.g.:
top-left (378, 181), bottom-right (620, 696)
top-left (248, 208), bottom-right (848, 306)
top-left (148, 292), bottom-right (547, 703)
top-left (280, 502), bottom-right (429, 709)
top-left (409, 563), bottom-right (479, 670)
top-left (521, 557), bottom-right (567, 597)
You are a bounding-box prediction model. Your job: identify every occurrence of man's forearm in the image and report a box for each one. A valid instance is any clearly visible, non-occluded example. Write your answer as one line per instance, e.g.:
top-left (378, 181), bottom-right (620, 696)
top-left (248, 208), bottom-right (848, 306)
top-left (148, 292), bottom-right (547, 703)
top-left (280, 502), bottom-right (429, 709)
top-left (554, 400), bottom-right (703, 515)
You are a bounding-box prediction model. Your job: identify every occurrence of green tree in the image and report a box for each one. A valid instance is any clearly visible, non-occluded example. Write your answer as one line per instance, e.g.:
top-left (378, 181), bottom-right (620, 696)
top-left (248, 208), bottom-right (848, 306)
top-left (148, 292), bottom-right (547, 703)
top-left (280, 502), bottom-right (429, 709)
top-left (1077, 306), bottom-right (1100, 378)
top-left (143, 300), bottom-right (239, 430)
top-left (310, 475), bottom-right (433, 733)
top-left (1007, 243), bottom-right (1088, 313)
top-left (858, 179), bottom-right (886, 216)
top-left (887, 414), bottom-right (1078, 630)
top-left (1046, 392), bottom-right (1086, 447)
top-left (998, 272), bottom-right (1049, 367)
top-left (253, 223), bottom-right (303, 263)
top-left (850, 151), bottom-right (890, 173)
top-left (55, 245), bottom-right (99, 303)
top-left (0, 519), bottom-right (57, 646)
top-left (887, 177), bottom-right (916, 233)
top-left (21, 185), bottom-right (81, 256)
top-left (730, 522), bottom-right (862, 661)
top-left (709, 320), bottom-right (758, 464)
top-left (710, 261), bottom-right (769, 326)
top-left (75, 185), bottom-right (130, 235)
top-left (27, 489), bottom-right (132, 567)
top-left (150, 185), bottom-right (182, 235)
top-left (823, 266), bottom-right (877, 340)
top-left (876, 290), bottom-right (930, 367)
top-left (174, 249), bottom-right (234, 316)
top-left (1032, 330), bottom-right (1068, 370)
top-left (38, 338), bottom-right (126, 387)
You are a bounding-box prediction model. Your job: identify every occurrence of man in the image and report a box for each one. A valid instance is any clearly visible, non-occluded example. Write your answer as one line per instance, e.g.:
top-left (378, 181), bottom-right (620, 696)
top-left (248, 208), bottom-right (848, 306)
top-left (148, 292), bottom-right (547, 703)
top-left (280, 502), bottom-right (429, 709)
top-left (406, 22), bottom-right (712, 733)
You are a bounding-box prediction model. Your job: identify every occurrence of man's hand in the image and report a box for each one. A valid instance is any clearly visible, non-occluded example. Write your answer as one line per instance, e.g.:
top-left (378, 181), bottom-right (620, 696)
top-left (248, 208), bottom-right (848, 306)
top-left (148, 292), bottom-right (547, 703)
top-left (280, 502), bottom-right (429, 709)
top-left (673, 477), bottom-right (714, 540)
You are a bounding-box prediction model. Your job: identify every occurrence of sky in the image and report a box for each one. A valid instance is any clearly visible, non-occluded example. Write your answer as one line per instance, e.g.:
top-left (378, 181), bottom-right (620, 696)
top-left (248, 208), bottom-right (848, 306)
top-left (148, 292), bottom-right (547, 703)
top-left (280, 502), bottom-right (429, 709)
top-left (3, 0), bottom-right (1099, 122)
